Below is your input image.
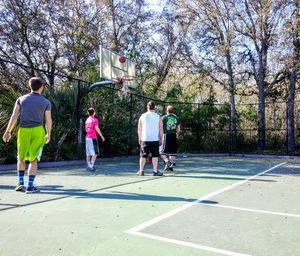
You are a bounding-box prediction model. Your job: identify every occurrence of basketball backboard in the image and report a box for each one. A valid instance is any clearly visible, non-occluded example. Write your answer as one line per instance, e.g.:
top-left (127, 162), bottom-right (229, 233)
top-left (99, 45), bottom-right (136, 89)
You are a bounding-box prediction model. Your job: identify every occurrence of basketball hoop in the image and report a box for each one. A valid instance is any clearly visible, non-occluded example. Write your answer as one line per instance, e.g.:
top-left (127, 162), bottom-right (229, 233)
top-left (116, 76), bottom-right (134, 100)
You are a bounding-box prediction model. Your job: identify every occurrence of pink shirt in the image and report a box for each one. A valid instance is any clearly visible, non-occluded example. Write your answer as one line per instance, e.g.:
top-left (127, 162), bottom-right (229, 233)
top-left (85, 116), bottom-right (99, 139)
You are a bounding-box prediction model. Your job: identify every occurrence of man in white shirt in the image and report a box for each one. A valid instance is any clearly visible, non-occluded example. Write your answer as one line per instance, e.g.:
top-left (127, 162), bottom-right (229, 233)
top-left (137, 101), bottom-right (163, 176)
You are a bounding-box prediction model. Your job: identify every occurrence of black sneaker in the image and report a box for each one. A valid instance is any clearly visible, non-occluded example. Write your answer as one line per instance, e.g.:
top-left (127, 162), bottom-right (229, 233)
top-left (169, 162), bottom-right (176, 168)
top-left (169, 167), bottom-right (174, 172)
top-left (152, 171), bottom-right (163, 176)
top-left (15, 184), bottom-right (26, 192)
top-left (163, 161), bottom-right (171, 171)
top-left (25, 185), bottom-right (40, 194)
top-left (136, 170), bottom-right (144, 176)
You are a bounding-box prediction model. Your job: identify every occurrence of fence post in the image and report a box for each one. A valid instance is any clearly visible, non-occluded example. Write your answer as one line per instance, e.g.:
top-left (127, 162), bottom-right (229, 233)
top-left (128, 93), bottom-right (133, 155)
top-left (229, 104), bottom-right (233, 155)
top-left (76, 80), bottom-right (83, 158)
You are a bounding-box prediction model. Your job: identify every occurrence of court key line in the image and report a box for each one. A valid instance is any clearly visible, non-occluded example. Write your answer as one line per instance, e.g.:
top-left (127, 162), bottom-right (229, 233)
top-left (198, 202), bottom-right (300, 218)
top-left (126, 161), bottom-right (286, 256)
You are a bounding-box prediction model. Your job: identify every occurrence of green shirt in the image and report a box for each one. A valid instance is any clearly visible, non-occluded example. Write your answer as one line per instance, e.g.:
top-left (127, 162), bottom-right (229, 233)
top-left (162, 114), bottom-right (180, 134)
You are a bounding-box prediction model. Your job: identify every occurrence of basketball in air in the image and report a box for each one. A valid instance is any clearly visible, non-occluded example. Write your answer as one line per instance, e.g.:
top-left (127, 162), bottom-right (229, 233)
top-left (119, 55), bottom-right (126, 63)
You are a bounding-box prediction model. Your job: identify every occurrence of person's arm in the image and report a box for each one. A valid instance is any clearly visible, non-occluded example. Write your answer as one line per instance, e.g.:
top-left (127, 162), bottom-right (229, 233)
top-left (159, 117), bottom-right (163, 146)
top-left (44, 110), bottom-right (52, 144)
top-left (138, 118), bottom-right (142, 145)
top-left (2, 103), bottom-right (20, 143)
top-left (95, 126), bottom-right (105, 141)
top-left (176, 125), bottom-right (181, 137)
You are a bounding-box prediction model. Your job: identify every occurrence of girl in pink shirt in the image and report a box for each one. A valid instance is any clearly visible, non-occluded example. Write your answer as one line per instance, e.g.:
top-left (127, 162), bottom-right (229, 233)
top-left (85, 108), bottom-right (105, 171)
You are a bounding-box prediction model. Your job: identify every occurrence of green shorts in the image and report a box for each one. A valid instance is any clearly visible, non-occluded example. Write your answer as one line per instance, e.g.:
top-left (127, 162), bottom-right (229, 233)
top-left (17, 126), bottom-right (45, 162)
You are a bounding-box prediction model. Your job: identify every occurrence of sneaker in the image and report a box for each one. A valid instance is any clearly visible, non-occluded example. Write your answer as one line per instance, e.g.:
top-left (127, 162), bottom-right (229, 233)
top-left (15, 184), bottom-right (26, 192)
top-left (91, 166), bottom-right (96, 171)
top-left (169, 162), bottom-right (176, 168)
top-left (136, 170), bottom-right (144, 176)
top-left (169, 167), bottom-right (174, 172)
top-left (163, 162), bottom-right (170, 172)
top-left (25, 185), bottom-right (40, 194)
top-left (152, 171), bottom-right (163, 176)
top-left (86, 166), bottom-right (93, 171)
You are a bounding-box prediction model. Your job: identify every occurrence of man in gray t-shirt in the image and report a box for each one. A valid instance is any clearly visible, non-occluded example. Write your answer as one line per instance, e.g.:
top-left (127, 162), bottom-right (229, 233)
top-left (2, 77), bottom-right (52, 194)
top-left (16, 91), bottom-right (51, 128)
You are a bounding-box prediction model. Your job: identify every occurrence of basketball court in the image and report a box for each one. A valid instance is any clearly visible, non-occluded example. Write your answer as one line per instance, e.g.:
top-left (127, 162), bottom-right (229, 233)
top-left (1, 156), bottom-right (299, 256)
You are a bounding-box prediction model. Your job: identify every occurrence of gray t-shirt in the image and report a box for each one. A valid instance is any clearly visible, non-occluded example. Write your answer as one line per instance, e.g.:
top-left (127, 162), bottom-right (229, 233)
top-left (16, 92), bottom-right (51, 128)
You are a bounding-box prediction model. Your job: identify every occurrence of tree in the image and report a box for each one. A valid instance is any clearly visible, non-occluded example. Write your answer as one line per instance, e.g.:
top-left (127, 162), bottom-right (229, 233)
top-left (231, 0), bottom-right (288, 151)
top-left (286, 0), bottom-right (300, 153)
top-left (176, 0), bottom-right (240, 150)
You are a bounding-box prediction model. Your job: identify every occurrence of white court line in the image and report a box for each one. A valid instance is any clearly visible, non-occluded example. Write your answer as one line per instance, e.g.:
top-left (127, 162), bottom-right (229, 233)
top-left (198, 203), bottom-right (300, 218)
top-left (126, 161), bottom-right (286, 233)
top-left (126, 161), bottom-right (286, 256)
top-left (131, 232), bottom-right (251, 256)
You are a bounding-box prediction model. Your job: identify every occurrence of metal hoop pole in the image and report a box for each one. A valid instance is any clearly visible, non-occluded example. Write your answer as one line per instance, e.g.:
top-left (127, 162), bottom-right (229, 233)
top-left (88, 81), bottom-right (115, 93)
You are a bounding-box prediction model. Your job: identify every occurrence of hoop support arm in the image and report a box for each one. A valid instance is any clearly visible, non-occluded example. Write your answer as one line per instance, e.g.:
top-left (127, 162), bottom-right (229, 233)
top-left (88, 81), bottom-right (115, 92)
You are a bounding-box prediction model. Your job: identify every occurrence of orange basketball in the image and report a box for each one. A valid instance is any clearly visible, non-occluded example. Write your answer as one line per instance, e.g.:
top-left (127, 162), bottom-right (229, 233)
top-left (119, 55), bottom-right (126, 63)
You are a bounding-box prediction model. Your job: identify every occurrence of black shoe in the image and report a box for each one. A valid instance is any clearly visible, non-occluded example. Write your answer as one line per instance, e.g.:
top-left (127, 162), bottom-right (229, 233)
top-left (15, 184), bottom-right (26, 192)
top-left (25, 185), bottom-right (40, 194)
top-left (169, 167), bottom-right (174, 172)
top-left (152, 171), bottom-right (163, 176)
top-left (163, 162), bottom-right (170, 171)
top-left (169, 162), bottom-right (176, 168)
top-left (136, 170), bottom-right (144, 176)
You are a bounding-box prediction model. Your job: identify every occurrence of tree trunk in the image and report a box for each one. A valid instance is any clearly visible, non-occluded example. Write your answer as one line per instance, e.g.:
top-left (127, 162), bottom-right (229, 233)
top-left (257, 86), bottom-right (266, 152)
top-left (229, 92), bottom-right (237, 152)
top-left (226, 52), bottom-right (237, 152)
top-left (287, 70), bottom-right (296, 154)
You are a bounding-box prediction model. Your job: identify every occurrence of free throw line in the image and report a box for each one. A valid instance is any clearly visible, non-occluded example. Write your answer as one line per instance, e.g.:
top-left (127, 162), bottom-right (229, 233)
top-left (126, 162), bottom-right (286, 233)
top-left (198, 202), bottom-right (300, 218)
top-left (126, 162), bottom-right (286, 255)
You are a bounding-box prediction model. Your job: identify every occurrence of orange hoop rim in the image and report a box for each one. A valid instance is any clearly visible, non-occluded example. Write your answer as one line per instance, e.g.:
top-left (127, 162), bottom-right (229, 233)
top-left (116, 76), bottom-right (135, 84)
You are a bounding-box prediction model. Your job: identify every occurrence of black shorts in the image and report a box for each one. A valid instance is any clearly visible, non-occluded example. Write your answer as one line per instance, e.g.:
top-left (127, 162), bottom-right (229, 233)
top-left (160, 133), bottom-right (177, 155)
top-left (140, 141), bottom-right (160, 158)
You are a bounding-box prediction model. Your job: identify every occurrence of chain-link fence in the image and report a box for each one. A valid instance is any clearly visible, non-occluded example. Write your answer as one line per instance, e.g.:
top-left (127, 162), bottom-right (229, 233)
top-left (0, 59), bottom-right (299, 164)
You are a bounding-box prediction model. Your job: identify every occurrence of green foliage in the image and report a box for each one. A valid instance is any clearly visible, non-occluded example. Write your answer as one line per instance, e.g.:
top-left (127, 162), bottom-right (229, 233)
top-left (0, 85), bottom-right (21, 163)
top-left (165, 84), bottom-right (183, 102)
top-left (43, 82), bottom-right (79, 161)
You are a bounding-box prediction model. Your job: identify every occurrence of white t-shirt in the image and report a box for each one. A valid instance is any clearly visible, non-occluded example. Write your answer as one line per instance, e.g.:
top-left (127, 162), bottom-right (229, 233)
top-left (139, 111), bottom-right (160, 141)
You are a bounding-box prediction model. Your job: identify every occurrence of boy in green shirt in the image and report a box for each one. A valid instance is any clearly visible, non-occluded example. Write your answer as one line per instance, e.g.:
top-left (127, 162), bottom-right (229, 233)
top-left (160, 105), bottom-right (181, 172)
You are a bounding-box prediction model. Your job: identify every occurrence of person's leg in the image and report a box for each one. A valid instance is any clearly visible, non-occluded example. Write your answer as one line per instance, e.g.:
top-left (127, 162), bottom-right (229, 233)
top-left (170, 155), bottom-right (176, 164)
top-left (86, 155), bottom-right (91, 167)
top-left (160, 153), bottom-right (168, 162)
top-left (15, 159), bottom-right (26, 192)
top-left (152, 157), bottom-right (158, 172)
top-left (90, 154), bottom-right (98, 170)
top-left (86, 138), bottom-right (97, 171)
top-left (16, 128), bottom-right (31, 192)
top-left (17, 160), bottom-right (26, 171)
top-left (90, 139), bottom-right (99, 171)
top-left (26, 160), bottom-right (40, 193)
top-left (160, 153), bottom-right (171, 171)
top-left (137, 142), bottom-right (147, 175)
top-left (25, 126), bottom-right (45, 193)
top-left (139, 157), bottom-right (146, 172)
top-left (151, 141), bottom-right (163, 176)
top-left (160, 134), bottom-right (167, 162)
top-left (168, 134), bottom-right (177, 171)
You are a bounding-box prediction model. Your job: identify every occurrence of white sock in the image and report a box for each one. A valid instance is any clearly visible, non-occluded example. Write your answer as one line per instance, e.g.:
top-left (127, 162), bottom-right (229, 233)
top-left (91, 161), bottom-right (95, 167)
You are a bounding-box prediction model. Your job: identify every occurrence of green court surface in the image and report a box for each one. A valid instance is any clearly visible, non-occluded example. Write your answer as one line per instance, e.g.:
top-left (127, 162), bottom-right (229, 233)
top-left (0, 157), bottom-right (300, 256)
